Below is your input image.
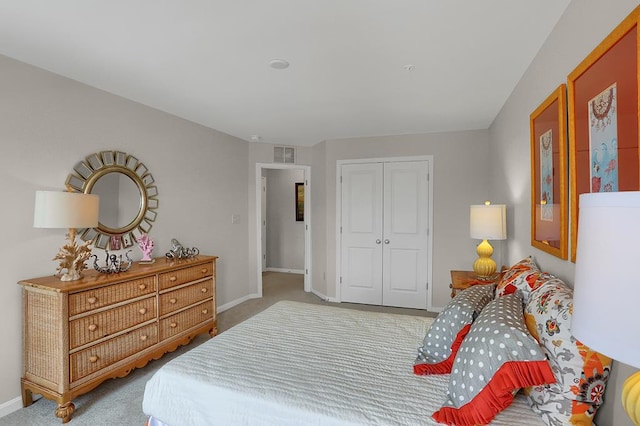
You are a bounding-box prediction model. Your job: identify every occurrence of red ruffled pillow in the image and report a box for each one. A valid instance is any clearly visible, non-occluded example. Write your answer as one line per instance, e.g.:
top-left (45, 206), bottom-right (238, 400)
top-left (432, 292), bottom-right (555, 426)
top-left (414, 284), bottom-right (495, 375)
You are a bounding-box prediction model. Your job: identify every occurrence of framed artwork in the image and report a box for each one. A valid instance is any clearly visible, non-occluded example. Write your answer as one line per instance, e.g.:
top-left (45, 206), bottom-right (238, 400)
top-left (568, 8), bottom-right (640, 262)
top-left (530, 84), bottom-right (568, 259)
top-left (295, 182), bottom-right (304, 221)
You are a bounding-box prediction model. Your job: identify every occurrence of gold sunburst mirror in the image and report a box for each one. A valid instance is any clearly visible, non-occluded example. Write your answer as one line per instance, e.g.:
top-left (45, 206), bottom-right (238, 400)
top-left (66, 150), bottom-right (159, 250)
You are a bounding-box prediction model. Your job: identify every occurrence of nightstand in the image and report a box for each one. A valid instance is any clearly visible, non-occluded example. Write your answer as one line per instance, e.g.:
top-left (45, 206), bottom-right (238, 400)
top-left (449, 270), bottom-right (502, 298)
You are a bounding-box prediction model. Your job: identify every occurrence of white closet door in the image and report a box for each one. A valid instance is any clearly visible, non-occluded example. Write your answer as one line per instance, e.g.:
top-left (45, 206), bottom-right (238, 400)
top-left (340, 160), bottom-right (429, 309)
top-left (340, 163), bottom-right (384, 305)
top-left (381, 161), bottom-right (429, 309)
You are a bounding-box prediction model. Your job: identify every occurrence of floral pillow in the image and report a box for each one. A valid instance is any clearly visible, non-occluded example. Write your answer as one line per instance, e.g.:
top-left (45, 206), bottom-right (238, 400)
top-left (432, 292), bottom-right (555, 426)
top-left (495, 256), bottom-right (544, 303)
top-left (524, 280), bottom-right (612, 425)
top-left (414, 284), bottom-right (495, 375)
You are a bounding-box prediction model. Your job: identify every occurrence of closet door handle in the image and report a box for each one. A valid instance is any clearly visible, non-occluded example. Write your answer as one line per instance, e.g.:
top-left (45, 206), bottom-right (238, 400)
top-left (375, 239), bottom-right (381, 244)
top-left (384, 239), bottom-right (390, 244)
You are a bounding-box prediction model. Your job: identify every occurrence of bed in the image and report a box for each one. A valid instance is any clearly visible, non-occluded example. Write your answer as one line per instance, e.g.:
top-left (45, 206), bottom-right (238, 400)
top-left (142, 300), bottom-right (544, 425)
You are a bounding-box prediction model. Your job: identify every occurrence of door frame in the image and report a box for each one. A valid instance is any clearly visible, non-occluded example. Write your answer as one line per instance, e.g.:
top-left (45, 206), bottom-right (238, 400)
top-left (335, 155), bottom-right (434, 309)
top-left (261, 176), bottom-right (267, 272)
top-left (255, 163), bottom-right (312, 297)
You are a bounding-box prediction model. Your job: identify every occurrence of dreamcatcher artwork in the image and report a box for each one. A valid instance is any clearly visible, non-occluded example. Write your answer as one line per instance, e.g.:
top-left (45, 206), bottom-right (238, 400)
top-left (539, 129), bottom-right (553, 221)
top-left (588, 83), bottom-right (619, 193)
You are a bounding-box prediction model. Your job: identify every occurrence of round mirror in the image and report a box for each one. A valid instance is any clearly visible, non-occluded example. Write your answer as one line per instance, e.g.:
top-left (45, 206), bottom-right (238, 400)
top-left (66, 150), bottom-right (159, 250)
top-left (92, 172), bottom-right (142, 230)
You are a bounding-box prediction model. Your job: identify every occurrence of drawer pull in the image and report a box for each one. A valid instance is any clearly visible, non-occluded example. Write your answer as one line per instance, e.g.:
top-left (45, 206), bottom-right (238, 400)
top-left (169, 298), bottom-right (177, 304)
top-left (170, 322), bottom-right (178, 328)
top-left (140, 335), bottom-right (148, 342)
top-left (169, 276), bottom-right (177, 282)
top-left (201, 268), bottom-right (208, 274)
top-left (87, 297), bottom-right (97, 304)
top-left (139, 308), bottom-right (147, 315)
top-left (89, 355), bottom-right (99, 363)
top-left (202, 309), bottom-right (208, 315)
top-left (201, 287), bottom-right (208, 293)
top-left (87, 324), bottom-right (97, 332)
top-left (139, 284), bottom-right (147, 290)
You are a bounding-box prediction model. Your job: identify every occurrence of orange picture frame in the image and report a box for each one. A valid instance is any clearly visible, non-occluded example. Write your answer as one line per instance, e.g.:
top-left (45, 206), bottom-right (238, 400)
top-left (568, 8), bottom-right (640, 262)
top-left (530, 84), bottom-right (568, 260)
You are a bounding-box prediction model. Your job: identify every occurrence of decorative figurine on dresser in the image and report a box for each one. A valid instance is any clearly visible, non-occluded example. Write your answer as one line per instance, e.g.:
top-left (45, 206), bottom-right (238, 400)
top-left (137, 233), bottom-right (156, 264)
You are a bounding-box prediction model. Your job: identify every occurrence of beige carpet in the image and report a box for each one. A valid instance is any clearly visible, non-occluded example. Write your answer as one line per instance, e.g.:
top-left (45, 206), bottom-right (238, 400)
top-left (1, 272), bottom-right (435, 426)
top-left (219, 272), bottom-right (435, 332)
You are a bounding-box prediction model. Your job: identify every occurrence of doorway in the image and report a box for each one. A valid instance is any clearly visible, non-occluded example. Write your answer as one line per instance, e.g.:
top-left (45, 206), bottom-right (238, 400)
top-left (255, 163), bottom-right (311, 297)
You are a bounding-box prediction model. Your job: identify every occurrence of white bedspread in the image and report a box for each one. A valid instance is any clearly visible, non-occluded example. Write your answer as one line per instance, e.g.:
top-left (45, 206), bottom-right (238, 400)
top-left (143, 301), bottom-right (542, 425)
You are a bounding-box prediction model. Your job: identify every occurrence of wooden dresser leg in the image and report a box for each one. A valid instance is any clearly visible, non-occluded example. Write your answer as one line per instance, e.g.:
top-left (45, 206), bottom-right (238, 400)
top-left (209, 320), bottom-right (218, 337)
top-left (55, 401), bottom-right (75, 424)
top-left (21, 385), bottom-right (33, 407)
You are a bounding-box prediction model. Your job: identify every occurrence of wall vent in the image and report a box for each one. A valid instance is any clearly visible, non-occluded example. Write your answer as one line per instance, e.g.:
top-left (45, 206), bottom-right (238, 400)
top-left (273, 146), bottom-right (295, 164)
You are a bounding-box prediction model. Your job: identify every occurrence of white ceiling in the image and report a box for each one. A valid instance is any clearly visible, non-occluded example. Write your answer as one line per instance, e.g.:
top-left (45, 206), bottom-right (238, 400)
top-left (0, 1), bottom-right (571, 147)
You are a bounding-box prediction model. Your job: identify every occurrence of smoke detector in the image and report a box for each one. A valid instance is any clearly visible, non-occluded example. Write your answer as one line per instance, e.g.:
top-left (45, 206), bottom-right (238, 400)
top-left (269, 59), bottom-right (290, 69)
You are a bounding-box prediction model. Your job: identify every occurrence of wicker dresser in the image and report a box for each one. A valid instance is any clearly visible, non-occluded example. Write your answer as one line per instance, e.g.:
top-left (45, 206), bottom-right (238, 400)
top-left (19, 255), bottom-right (217, 423)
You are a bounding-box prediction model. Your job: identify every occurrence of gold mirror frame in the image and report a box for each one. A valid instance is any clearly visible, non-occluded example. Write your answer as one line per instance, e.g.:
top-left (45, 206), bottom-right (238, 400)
top-left (65, 150), bottom-right (159, 250)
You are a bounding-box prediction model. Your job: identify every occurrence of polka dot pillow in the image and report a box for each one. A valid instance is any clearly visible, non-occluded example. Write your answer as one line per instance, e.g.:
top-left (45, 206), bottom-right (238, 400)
top-left (432, 292), bottom-right (555, 426)
top-left (414, 284), bottom-right (495, 375)
top-left (524, 279), bottom-right (612, 425)
top-left (495, 256), bottom-right (544, 304)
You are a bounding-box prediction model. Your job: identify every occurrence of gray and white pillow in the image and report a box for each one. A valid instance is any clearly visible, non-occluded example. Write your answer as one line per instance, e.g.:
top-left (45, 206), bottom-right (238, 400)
top-left (432, 292), bottom-right (555, 425)
top-left (414, 284), bottom-right (495, 375)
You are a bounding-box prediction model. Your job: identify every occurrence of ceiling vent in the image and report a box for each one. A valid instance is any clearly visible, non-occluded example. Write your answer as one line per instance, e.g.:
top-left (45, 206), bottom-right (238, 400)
top-left (274, 146), bottom-right (295, 164)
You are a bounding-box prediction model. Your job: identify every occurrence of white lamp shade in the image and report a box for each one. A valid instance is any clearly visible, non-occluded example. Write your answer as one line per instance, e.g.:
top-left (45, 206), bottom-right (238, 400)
top-left (572, 191), bottom-right (640, 368)
top-left (470, 203), bottom-right (507, 240)
top-left (34, 191), bottom-right (99, 229)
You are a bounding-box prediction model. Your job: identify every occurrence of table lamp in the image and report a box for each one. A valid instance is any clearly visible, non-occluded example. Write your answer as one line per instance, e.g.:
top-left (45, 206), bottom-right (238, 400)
top-left (470, 201), bottom-right (506, 278)
top-left (33, 190), bottom-right (99, 281)
top-left (572, 191), bottom-right (640, 425)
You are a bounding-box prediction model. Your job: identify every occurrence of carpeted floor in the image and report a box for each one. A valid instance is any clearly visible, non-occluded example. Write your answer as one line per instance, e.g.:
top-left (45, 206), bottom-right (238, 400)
top-left (1, 272), bottom-right (434, 426)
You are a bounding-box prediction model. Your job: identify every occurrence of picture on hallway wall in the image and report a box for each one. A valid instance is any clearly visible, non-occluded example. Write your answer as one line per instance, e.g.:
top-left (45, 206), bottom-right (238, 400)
top-left (530, 84), bottom-right (567, 260)
top-left (568, 8), bottom-right (640, 262)
top-left (295, 182), bottom-right (304, 221)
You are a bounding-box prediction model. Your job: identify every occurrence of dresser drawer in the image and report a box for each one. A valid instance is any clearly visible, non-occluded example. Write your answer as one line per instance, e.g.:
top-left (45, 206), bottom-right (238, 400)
top-left (69, 296), bottom-right (157, 350)
top-left (160, 300), bottom-right (213, 340)
top-left (158, 263), bottom-right (213, 290)
top-left (70, 323), bottom-right (158, 383)
top-left (69, 276), bottom-right (156, 316)
top-left (159, 279), bottom-right (213, 316)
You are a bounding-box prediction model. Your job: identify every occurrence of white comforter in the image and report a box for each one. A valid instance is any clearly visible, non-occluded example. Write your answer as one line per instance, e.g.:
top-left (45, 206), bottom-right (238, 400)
top-left (143, 301), bottom-right (542, 425)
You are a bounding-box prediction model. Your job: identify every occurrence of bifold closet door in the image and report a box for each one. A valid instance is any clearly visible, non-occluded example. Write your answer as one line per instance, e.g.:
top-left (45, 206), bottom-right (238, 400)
top-left (340, 163), bottom-right (384, 305)
top-left (381, 161), bottom-right (429, 309)
top-left (340, 161), bottom-right (429, 309)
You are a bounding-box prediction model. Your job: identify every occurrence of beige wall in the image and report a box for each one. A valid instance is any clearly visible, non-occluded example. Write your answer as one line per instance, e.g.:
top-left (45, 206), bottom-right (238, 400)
top-left (0, 54), bottom-right (249, 406)
top-left (316, 130), bottom-right (492, 309)
top-left (489, 1), bottom-right (640, 425)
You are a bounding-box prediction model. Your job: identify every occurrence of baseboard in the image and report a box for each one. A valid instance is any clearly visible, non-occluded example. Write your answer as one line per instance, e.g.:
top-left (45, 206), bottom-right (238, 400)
top-left (0, 396), bottom-right (22, 419)
top-left (265, 267), bottom-right (304, 274)
top-left (217, 293), bottom-right (260, 313)
top-left (311, 288), bottom-right (339, 303)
